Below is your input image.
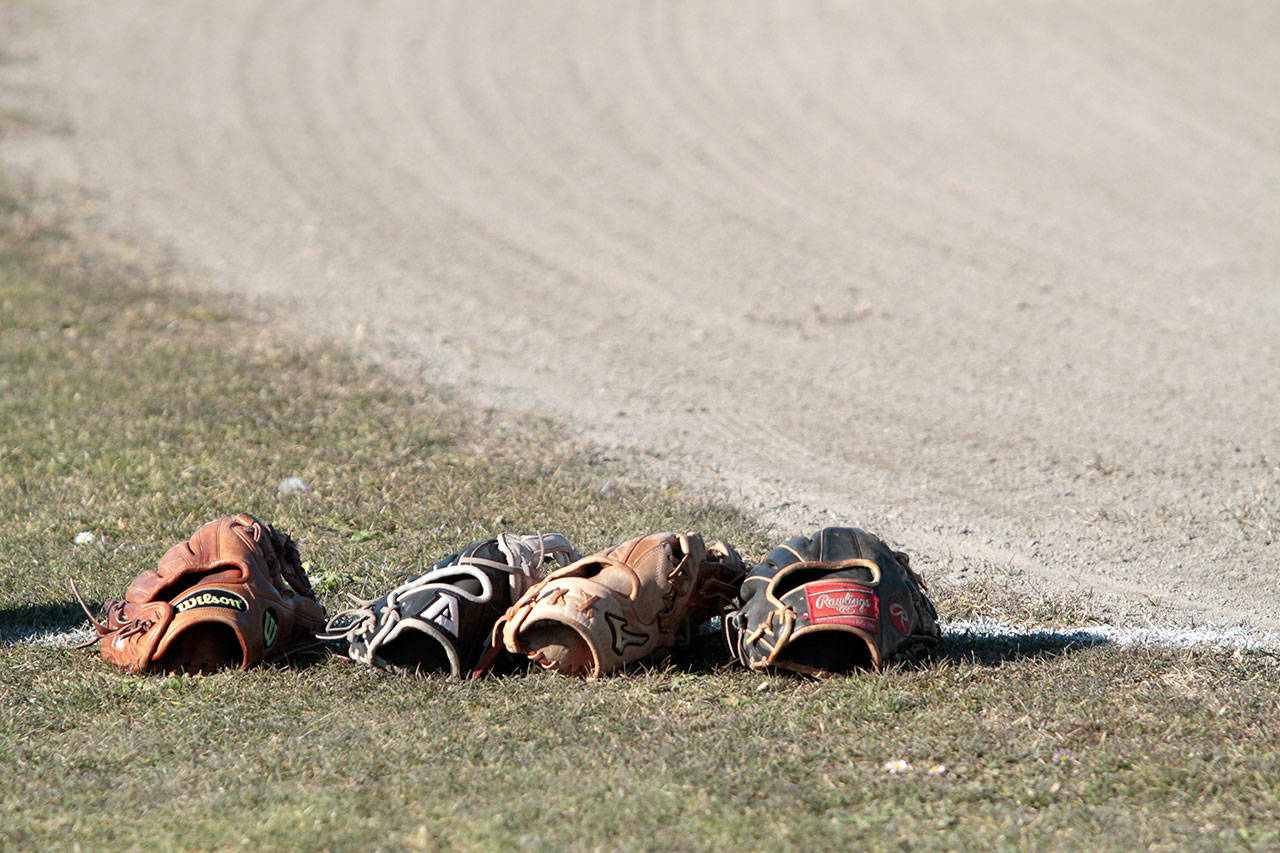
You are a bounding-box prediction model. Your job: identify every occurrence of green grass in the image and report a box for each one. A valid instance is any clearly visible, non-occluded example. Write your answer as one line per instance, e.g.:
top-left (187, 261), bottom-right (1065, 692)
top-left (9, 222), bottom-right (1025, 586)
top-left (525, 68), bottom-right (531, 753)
top-left (2, 194), bottom-right (1279, 851)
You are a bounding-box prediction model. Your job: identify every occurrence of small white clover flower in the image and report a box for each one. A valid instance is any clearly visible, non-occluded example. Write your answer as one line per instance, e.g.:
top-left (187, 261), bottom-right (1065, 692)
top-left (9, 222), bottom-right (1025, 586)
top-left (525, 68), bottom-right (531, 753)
top-left (1051, 749), bottom-right (1079, 766)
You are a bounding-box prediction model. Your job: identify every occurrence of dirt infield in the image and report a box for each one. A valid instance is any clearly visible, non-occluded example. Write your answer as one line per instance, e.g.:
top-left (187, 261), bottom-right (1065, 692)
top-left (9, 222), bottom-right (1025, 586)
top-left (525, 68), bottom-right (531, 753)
top-left (3, 1), bottom-right (1277, 629)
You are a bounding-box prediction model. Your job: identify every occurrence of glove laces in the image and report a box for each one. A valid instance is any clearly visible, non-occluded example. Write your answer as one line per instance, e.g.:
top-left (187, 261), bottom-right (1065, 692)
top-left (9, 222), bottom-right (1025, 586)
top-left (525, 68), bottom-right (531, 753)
top-left (69, 580), bottom-right (152, 648)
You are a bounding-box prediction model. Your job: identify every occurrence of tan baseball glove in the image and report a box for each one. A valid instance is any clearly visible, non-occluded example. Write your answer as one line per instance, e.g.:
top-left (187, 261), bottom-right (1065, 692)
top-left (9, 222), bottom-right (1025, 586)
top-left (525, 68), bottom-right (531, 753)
top-left (481, 532), bottom-right (745, 678)
top-left (74, 513), bottom-right (326, 674)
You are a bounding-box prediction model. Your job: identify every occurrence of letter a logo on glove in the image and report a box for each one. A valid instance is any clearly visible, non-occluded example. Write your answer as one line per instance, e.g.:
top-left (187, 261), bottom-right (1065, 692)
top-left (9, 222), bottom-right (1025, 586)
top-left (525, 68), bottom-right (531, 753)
top-left (606, 612), bottom-right (648, 655)
top-left (422, 594), bottom-right (460, 637)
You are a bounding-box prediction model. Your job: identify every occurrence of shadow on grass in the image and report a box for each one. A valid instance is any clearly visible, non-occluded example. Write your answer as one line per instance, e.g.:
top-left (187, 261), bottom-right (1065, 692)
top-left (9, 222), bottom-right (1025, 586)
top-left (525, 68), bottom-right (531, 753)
top-left (936, 625), bottom-right (1110, 667)
top-left (657, 622), bottom-right (1111, 676)
top-left (0, 599), bottom-right (92, 644)
top-left (267, 641), bottom-right (336, 672)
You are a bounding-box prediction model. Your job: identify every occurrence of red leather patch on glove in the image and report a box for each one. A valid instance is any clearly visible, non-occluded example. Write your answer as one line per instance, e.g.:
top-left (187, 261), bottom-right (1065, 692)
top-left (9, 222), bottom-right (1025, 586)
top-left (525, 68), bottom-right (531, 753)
top-left (805, 581), bottom-right (877, 631)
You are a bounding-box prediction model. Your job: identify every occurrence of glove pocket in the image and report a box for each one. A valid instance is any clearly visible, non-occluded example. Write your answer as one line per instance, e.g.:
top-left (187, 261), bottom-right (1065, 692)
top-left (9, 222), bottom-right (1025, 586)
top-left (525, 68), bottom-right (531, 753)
top-left (775, 579), bottom-right (883, 674)
top-left (152, 583), bottom-right (280, 672)
top-left (503, 582), bottom-right (659, 678)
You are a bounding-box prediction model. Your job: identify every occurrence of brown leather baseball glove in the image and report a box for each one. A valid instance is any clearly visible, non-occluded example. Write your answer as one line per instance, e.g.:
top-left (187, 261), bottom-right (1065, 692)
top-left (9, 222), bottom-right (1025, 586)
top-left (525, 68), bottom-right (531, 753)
top-left (480, 532), bottom-right (745, 678)
top-left (74, 513), bottom-right (326, 673)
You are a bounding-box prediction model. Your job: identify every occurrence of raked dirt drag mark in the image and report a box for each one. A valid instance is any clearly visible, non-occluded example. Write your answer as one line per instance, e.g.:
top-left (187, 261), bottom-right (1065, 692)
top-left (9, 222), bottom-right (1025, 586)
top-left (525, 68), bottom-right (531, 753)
top-left (2, 1), bottom-right (1278, 631)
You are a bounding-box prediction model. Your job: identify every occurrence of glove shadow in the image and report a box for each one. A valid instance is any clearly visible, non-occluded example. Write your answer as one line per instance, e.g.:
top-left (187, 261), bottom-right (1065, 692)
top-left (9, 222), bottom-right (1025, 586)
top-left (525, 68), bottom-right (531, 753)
top-left (637, 628), bottom-right (739, 675)
top-left (0, 599), bottom-right (97, 645)
top-left (934, 627), bottom-right (1110, 667)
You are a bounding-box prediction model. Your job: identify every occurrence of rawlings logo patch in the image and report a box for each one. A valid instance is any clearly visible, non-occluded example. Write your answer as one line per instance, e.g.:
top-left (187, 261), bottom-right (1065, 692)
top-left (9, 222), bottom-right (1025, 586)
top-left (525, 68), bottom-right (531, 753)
top-left (888, 601), bottom-right (911, 635)
top-left (173, 588), bottom-right (248, 614)
top-left (805, 581), bottom-right (877, 632)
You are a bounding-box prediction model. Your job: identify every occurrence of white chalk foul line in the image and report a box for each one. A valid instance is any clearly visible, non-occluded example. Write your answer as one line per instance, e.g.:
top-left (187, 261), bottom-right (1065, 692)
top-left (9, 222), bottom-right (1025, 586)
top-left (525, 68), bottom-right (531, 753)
top-left (9, 626), bottom-right (96, 648)
top-left (943, 618), bottom-right (1280, 655)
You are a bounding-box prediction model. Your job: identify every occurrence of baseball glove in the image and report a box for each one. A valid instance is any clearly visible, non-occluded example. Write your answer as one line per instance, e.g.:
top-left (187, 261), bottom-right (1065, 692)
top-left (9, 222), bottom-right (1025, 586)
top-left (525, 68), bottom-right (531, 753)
top-left (724, 527), bottom-right (939, 676)
top-left (73, 513), bottom-right (326, 674)
top-left (320, 533), bottom-right (579, 678)
top-left (484, 532), bottom-right (745, 678)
